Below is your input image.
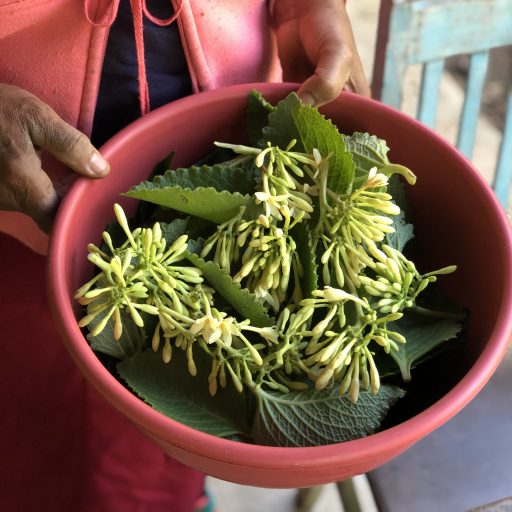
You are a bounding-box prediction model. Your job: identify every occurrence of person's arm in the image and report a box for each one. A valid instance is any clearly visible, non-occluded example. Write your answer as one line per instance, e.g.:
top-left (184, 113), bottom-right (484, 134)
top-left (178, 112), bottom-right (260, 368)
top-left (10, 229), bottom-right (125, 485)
top-left (0, 84), bottom-right (109, 232)
top-left (270, 0), bottom-right (371, 106)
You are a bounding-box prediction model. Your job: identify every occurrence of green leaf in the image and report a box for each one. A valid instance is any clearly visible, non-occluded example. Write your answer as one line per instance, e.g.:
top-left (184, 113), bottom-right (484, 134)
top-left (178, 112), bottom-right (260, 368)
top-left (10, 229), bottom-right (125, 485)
top-left (387, 315), bottom-right (463, 382)
top-left (87, 308), bottom-right (146, 360)
top-left (186, 237), bottom-right (205, 255)
top-left (252, 384), bottom-right (405, 447)
top-left (131, 164), bottom-right (255, 194)
top-left (386, 176), bottom-right (414, 251)
top-left (192, 147), bottom-right (238, 167)
top-left (160, 218), bottom-right (189, 245)
top-left (186, 252), bottom-right (274, 328)
top-left (292, 222), bottom-right (318, 300)
top-left (346, 132), bottom-right (390, 187)
top-left (117, 349), bottom-right (252, 438)
top-left (134, 151), bottom-right (175, 224)
top-left (386, 210), bottom-right (414, 252)
top-left (247, 89), bottom-right (276, 146)
top-left (263, 93), bottom-right (355, 195)
top-left (125, 165), bottom-right (254, 224)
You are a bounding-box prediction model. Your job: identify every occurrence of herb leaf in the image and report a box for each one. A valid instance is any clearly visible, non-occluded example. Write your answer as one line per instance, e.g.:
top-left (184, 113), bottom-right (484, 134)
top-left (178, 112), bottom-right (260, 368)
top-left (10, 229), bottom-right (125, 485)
top-left (252, 384), bottom-right (405, 447)
top-left (386, 210), bottom-right (414, 252)
top-left (386, 176), bottom-right (414, 251)
top-left (247, 89), bottom-right (276, 146)
top-left (292, 222), bottom-right (318, 300)
top-left (160, 218), bottom-right (189, 244)
top-left (133, 165), bottom-right (255, 194)
top-left (263, 93), bottom-right (355, 195)
top-left (87, 309), bottom-right (146, 359)
top-left (387, 315), bottom-right (463, 381)
top-left (118, 349), bottom-right (252, 438)
top-left (125, 165), bottom-right (254, 224)
top-left (346, 132), bottom-right (390, 187)
top-left (186, 252), bottom-right (274, 327)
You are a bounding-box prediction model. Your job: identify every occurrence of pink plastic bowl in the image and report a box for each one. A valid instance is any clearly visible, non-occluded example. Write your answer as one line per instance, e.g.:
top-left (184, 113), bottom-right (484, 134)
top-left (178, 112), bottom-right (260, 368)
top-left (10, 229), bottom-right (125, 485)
top-left (48, 83), bottom-right (512, 488)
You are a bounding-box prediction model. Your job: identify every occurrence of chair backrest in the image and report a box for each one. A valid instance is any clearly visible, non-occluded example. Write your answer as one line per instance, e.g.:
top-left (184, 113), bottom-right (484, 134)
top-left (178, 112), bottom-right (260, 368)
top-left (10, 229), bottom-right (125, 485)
top-left (371, 0), bottom-right (512, 207)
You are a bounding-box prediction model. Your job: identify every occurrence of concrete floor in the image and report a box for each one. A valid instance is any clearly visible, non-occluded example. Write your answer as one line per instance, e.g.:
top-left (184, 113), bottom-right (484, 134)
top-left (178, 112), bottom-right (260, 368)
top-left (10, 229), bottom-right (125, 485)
top-left (206, 2), bottom-right (511, 511)
top-left (207, 474), bottom-right (378, 512)
top-left (368, 348), bottom-right (512, 512)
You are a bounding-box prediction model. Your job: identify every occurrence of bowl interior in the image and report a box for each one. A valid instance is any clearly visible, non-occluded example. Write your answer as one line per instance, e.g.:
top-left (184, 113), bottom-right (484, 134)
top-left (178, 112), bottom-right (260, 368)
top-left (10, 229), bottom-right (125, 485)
top-left (49, 83), bottom-right (512, 487)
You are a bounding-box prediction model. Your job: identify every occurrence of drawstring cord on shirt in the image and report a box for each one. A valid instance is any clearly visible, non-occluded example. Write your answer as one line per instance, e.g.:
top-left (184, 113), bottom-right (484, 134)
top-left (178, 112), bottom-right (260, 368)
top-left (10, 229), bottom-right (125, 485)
top-left (84, 0), bottom-right (183, 116)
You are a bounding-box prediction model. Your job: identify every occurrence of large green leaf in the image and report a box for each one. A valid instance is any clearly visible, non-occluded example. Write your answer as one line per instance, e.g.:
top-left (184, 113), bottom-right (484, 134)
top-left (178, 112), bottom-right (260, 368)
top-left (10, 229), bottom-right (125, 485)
top-left (125, 165), bottom-right (254, 224)
top-left (247, 89), bottom-right (276, 146)
top-left (252, 384), bottom-right (405, 447)
top-left (387, 315), bottom-right (463, 381)
top-left (134, 165), bottom-right (255, 194)
top-left (134, 151), bottom-right (175, 224)
top-left (263, 93), bottom-right (355, 195)
top-left (117, 349), bottom-right (252, 438)
top-left (186, 253), bottom-right (274, 328)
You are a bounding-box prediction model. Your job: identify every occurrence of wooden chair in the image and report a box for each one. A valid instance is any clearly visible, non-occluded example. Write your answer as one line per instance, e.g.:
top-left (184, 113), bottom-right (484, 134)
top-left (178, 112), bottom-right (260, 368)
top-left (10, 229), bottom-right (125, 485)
top-left (372, 0), bottom-right (512, 207)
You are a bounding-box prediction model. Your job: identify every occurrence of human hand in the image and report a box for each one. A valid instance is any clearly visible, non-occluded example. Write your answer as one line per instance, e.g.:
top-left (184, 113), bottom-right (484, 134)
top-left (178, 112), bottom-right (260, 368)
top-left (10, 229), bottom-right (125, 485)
top-left (270, 0), bottom-right (371, 106)
top-left (0, 84), bottom-right (110, 232)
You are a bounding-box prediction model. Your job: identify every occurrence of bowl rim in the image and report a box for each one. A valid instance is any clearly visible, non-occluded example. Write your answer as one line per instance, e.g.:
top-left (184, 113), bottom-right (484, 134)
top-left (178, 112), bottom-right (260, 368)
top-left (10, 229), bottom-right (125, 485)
top-left (48, 82), bottom-right (512, 471)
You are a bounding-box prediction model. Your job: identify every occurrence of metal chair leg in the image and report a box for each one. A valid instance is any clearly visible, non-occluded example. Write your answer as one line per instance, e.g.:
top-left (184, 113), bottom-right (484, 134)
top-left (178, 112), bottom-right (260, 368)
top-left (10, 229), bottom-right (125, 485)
top-left (336, 478), bottom-right (363, 512)
top-left (295, 486), bottom-right (324, 512)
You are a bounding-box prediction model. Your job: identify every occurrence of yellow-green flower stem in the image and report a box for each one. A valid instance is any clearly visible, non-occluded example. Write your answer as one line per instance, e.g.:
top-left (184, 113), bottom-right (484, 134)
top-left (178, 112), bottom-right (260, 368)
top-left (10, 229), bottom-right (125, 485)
top-left (200, 208), bottom-right (245, 273)
top-left (233, 219), bottom-right (301, 311)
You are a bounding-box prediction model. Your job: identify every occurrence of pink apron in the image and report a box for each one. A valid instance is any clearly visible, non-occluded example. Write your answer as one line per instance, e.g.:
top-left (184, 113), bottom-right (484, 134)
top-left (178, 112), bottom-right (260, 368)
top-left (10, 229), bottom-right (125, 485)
top-left (0, 1), bottom-right (280, 509)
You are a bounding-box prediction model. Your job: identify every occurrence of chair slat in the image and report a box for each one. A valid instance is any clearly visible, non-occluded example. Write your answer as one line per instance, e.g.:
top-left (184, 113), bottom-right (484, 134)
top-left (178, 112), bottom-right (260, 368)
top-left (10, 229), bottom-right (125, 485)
top-left (392, 0), bottom-right (512, 65)
top-left (457, 51), bottom-right (490, 158)
top-left (493, 92), bottom-right (512, 206)
top-left (417, 59), bottom-right (444, 128)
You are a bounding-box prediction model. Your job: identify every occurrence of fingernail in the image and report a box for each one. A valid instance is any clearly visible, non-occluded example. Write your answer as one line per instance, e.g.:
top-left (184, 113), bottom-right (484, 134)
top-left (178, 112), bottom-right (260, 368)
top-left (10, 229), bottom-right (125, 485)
top-left (87, 152), bottom-right (109, 175)
top-left (299, 93), bottom-right (316, 107)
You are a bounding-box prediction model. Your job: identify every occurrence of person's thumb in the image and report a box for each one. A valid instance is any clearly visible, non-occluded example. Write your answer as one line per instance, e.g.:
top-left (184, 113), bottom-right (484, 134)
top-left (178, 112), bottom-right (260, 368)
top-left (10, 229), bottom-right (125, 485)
top-left (27, 102), bottom-right (110, 178)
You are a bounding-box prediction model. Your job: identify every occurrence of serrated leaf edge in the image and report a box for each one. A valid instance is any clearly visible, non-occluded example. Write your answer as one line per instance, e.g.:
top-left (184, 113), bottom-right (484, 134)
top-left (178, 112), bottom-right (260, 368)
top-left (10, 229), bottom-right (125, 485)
top-left (186, 252), bottom-right (274, 328)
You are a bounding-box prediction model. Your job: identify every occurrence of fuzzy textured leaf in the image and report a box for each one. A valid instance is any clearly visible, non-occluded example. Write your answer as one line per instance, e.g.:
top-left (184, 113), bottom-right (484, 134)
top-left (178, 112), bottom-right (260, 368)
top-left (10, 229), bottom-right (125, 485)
top-left (134, 151), bottom-right (175, 223)
top-left (134, 165), bottom-right (255, 194)
top-left (186, 253), bottom-right (274, 327)
top-left (263, 93), bottom-right (355, 195)
top-left (247, 89), bottom-right (276, 146)
top-left (388, 315), bottom-right (463, 381)
top-left (346, 132), bottom-right (389, 172)
top-left (118, 349), bottom-right (251, 438)
top-left (125, 165), bottom-right (254, 224)
top-left (160, 218), bottom-right (189, 244)
top-left (252, 384), bottom-right (405, 447)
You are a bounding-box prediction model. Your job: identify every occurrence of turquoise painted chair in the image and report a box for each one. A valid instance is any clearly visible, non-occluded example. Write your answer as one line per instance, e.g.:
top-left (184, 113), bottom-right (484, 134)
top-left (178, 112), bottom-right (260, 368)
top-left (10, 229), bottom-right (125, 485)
top-left (372, 0), bottom-right (512, 208)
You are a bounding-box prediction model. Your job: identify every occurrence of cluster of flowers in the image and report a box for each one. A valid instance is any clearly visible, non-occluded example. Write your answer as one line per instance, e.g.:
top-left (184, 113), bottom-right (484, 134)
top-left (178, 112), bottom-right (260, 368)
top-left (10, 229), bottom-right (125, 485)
top-left (77, 137), bottom-right (456, 403)
top-left (201, 140), bottom-right (315, 311)
top-left (196, 140), bottom-right (455, 401)
top-left (75, 203), bottom-right (278, 396)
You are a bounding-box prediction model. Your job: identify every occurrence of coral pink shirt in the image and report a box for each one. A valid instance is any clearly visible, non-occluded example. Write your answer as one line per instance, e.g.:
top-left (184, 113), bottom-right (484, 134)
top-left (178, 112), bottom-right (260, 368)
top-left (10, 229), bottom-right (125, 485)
top-left (0, 0), bottom-right (281, 253)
